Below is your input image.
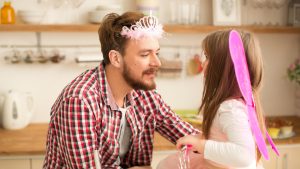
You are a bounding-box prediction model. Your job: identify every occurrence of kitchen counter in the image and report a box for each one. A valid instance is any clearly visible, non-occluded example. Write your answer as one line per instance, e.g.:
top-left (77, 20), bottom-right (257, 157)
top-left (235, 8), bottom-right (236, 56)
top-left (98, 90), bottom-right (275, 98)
top-left (1, 116), bottom-right (300, 156)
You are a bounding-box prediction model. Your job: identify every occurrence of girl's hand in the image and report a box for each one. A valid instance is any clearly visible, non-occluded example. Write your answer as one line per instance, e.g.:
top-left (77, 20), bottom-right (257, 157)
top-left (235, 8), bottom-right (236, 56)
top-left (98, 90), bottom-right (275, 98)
top-left (176, 134), bottom-right (206, 154)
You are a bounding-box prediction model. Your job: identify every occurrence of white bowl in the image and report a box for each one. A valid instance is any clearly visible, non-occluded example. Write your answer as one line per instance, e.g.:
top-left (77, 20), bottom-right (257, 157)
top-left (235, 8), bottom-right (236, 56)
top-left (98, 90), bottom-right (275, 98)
top-left (88, 9), bottom-right (123, 24)
top-left (88, 4), bottom-right (122, 24)
top-left (88, 11), bottom-right (105, 24)
top-left (20, 15), bottom-right (44, 24)
top-left (280, 126), bottom-right (293, 136)
top-left (95, 4), bottom-right (121, 11)
top-left (18, 10), bottom-right (45, 24)
top-left (19, 10), bottom-right (45, 15)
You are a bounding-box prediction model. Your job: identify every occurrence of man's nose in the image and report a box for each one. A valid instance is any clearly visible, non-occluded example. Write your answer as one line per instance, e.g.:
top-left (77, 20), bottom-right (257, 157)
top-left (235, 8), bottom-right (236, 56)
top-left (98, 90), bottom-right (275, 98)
top-left (150, 53), bottom-right (161, 67)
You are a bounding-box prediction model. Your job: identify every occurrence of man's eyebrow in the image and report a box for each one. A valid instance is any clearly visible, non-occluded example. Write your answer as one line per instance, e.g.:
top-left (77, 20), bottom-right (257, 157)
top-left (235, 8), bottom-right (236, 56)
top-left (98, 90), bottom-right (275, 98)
top-left (139, 48), bottom-right (160, 53)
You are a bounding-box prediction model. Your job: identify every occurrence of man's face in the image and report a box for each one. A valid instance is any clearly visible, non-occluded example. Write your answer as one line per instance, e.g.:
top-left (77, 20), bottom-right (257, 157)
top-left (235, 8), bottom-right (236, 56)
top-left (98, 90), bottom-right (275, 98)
top-left (121, 37), bottom-right (161, 90)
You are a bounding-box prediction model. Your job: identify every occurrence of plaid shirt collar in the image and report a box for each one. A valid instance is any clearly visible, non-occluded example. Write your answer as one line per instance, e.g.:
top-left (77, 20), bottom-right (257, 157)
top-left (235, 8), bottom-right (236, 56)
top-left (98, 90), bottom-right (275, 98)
top-left (98, 62), bottom-right (139, 110)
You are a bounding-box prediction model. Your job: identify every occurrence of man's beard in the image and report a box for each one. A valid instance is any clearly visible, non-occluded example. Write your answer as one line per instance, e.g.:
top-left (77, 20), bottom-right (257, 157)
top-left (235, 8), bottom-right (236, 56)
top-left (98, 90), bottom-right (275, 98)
top-left (122, 64), bottom-right (157, 90)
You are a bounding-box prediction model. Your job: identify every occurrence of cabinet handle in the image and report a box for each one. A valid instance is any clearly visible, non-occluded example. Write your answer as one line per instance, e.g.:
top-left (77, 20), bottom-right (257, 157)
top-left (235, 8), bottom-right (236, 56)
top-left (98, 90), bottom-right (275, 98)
top-left (282, 153), bottom-right (288, 169)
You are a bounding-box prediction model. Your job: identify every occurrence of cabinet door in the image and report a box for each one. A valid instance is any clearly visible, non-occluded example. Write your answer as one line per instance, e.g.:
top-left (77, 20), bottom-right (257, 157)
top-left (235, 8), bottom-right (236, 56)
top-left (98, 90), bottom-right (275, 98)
top-left (262, 147), bottom-right (279, 169)
top-left (277, 146), bottom-right (300, 169)
top-left (31, 158), bottom-right (44, 169)
top-left (0, 159), bottom-right (30, 169)
top-left (152, 150), bottom-right (177, 169)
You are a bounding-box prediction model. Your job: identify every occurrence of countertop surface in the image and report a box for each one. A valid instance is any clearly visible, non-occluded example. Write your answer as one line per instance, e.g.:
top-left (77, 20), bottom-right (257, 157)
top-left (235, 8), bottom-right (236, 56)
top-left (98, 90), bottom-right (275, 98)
top-left (1, 116), bottom-right (300, 156)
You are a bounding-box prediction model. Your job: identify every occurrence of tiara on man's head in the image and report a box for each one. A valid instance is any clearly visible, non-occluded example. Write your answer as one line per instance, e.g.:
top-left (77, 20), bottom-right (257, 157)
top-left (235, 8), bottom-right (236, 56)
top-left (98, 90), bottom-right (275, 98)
top-left (120, 15), bottom-right (164, 39)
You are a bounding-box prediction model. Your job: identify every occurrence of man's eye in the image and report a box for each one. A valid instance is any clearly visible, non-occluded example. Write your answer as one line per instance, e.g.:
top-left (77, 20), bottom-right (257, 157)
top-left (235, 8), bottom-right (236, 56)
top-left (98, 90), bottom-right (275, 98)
top-left (156, 53), bottom-right (160, 57)
top-left (141, 54), bottom-right (149, 57)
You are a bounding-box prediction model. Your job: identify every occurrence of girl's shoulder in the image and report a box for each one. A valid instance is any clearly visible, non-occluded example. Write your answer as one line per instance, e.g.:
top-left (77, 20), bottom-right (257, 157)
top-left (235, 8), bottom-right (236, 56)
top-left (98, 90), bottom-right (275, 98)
top-left (217, 99), bottom-right (249, 124)
top-left (220, 98), bottom-right (245, 108)
top-left (218, 99), bottom-right (247, 115)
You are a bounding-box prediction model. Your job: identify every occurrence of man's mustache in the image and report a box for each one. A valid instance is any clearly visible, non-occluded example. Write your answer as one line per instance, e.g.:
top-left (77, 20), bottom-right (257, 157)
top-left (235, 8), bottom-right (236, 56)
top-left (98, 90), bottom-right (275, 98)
top-left (143, 68), bottom-right (158, 75)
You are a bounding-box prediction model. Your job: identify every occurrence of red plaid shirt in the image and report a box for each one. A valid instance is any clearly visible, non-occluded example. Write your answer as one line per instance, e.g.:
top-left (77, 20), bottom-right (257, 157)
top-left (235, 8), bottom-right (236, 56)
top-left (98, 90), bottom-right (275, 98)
top-left (43, 62), bottom-right (199, 169)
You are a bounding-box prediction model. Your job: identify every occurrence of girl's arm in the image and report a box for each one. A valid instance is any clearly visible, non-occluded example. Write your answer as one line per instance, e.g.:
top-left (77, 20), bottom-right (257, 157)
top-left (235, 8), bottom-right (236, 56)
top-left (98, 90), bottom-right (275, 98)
top-left (203, 101), bottom-right (256, 167)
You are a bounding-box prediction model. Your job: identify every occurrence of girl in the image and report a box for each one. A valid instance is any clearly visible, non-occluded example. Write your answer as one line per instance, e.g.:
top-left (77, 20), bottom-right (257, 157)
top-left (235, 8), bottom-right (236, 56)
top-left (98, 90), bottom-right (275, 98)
top-left (157, 29), bottom-right (266, 169)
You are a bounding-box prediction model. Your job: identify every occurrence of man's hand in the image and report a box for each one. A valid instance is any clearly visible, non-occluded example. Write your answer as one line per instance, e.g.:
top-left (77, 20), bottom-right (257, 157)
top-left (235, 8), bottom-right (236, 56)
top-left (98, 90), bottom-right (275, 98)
top-left (128, 166), bottom-right (152, 169)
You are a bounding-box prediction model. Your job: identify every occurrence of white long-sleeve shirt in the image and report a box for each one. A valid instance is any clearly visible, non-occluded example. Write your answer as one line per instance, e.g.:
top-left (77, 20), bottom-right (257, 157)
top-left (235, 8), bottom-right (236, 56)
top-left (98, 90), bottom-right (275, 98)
top-left (204, 99), bottom-right (262, 169)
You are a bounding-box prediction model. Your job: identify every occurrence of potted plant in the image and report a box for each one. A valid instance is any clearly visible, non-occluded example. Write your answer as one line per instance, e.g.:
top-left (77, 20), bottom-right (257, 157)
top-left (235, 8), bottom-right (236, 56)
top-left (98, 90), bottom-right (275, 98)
top-left (287, 57), bottom-right (300, 115)
top-left (287, 58), bottom-right (300, 85)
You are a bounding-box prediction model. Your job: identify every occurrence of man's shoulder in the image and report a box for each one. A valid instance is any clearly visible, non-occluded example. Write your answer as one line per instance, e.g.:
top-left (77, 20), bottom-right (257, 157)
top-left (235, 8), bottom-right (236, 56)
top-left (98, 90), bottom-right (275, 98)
top-left (61, 67), bottom-right (100, 99)
top-left (134, 89), bottom-right (159, 97)
top-left (133, 90), bottom-right (163, 103)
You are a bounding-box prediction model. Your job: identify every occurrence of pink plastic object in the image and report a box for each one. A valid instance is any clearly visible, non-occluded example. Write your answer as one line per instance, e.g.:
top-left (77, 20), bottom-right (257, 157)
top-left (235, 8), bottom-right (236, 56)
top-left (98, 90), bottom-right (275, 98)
top-left (179, 144), bottom-right (192, 169)
top-left (185, 144), bottom-right (192, 156)
top-left (228, 30), bottom-right (279, 160)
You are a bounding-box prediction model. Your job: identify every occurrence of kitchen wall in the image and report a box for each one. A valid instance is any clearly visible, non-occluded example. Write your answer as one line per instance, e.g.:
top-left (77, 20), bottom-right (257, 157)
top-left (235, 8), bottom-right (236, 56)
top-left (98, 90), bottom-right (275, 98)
top-left (0, 0), bottom-right (299, 123)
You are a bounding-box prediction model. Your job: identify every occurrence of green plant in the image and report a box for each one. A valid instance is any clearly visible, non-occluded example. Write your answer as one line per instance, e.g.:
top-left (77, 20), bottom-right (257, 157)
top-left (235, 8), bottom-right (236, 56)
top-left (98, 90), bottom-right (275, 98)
top-left (287, 58), bottom-right (300, 85)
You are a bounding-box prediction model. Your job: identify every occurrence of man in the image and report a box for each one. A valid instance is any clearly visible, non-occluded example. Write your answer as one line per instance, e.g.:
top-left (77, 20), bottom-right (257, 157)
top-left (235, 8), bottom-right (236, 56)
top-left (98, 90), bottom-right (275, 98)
top-left (43, 11), bottom-right (199, 169)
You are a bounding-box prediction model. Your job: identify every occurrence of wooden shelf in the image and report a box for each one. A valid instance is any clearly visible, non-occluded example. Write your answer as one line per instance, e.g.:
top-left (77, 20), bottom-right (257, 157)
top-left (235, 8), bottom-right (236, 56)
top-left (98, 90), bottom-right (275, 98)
top-left (164, 25), bottom-right (300, 34)
top-left (0, 24), bottom-right (99, 32)
top-left (0, 24), bottom-right (299, 34)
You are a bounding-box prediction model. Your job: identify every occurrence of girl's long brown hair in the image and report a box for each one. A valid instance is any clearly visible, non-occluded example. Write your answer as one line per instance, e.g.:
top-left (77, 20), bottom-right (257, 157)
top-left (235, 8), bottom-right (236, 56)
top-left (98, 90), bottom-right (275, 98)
top-left (200, 29), bottom-right (265, 160)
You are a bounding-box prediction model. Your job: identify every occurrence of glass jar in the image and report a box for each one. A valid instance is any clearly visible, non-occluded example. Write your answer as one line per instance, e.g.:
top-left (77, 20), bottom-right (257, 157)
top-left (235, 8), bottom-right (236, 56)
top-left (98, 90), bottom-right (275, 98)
top-left (287, 0), bottom-right (300, 26)
top-left (1, 1), bottom-right (15, 24)
top-left (136, 0), bottom-right (159, 17)
top-left (168, 0), bottom-right (200, 25)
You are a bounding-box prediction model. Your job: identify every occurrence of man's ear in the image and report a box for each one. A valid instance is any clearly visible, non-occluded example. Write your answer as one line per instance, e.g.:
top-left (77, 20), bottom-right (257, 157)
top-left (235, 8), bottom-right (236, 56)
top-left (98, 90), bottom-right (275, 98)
top-left (108, 50), bottom-right (122, 67)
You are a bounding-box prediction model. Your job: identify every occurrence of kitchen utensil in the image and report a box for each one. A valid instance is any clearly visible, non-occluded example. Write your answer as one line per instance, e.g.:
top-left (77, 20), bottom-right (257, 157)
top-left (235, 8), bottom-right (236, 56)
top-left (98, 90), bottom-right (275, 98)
top-left (187, 53), bottom-right (203, 76)
top-left (2, 90), bottom-right (34, 130)
top-left (229, 30), bottom-right (279, 159)
top-left (157, 54), bottom-right (182, 78)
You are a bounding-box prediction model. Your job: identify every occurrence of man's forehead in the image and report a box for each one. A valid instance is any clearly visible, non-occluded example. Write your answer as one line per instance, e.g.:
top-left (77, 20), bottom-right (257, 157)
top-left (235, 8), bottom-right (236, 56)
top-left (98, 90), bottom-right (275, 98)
top-left (126, 37), bottom-right (160, 51)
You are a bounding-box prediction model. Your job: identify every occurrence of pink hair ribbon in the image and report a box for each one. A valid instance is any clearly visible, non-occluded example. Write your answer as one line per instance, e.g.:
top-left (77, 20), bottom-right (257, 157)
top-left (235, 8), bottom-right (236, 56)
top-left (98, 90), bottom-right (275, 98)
top-left (228, 30), bottom-right (279, 160)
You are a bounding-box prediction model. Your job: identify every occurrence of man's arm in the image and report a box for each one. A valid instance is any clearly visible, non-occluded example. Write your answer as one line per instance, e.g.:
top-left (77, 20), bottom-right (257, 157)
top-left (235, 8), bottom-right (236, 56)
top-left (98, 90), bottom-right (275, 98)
top-left (59, 97), bottom-right (99, 168)
top-left (153, 92), bottom-right (200, 143)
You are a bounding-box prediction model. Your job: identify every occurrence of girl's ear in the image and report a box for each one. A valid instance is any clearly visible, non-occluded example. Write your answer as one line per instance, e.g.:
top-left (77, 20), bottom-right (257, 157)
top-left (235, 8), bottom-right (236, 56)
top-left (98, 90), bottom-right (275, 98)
top-left (108, 50), bottom-right (122, 68)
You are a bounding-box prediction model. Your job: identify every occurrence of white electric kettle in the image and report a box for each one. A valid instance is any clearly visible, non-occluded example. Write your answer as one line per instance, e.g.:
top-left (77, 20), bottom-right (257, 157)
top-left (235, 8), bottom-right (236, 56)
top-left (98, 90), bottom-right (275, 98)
top-left (1, 90), bottom-right (34, 130)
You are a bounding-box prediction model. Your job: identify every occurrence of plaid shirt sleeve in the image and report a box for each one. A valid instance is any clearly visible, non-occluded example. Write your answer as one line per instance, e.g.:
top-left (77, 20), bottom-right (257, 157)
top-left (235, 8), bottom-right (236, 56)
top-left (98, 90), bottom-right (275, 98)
top-left (153, 91), bottom-right (200, 144)
top-left (57, 96), bottom-right (98, 168)
top-left (44, 96), bottom-right (127, 169)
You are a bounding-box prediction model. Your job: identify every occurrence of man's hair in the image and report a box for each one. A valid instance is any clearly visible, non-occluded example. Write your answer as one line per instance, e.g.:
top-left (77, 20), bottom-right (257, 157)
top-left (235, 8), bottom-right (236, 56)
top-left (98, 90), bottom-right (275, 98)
top-left (98, 11), bottom-right (145, 65)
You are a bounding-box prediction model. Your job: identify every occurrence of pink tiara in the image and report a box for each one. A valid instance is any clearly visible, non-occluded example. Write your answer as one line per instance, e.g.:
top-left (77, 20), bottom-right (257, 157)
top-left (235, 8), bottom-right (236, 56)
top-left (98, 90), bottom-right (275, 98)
top-left (120, 15), bottom-right (164, 39)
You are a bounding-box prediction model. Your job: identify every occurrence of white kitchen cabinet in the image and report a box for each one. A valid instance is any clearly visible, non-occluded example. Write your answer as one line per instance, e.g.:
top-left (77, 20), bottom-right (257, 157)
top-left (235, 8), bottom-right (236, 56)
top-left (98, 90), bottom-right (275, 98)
top-left (0, 159), bottom-right (30, 169)
top-left (262, 144), bottom-right (300, 169)
top-left (262, 146), bottom-right (279, 169)
top-left (0, 156), bottom-right (44, 169)
top-left (152, 150), bottom-right (177, 169)
top-left (0, 153), bottom-right (175, 169)
top-left (31, 158), bottom-right (44, 169)
top-left (277, 145), bottom-right (300, 169)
